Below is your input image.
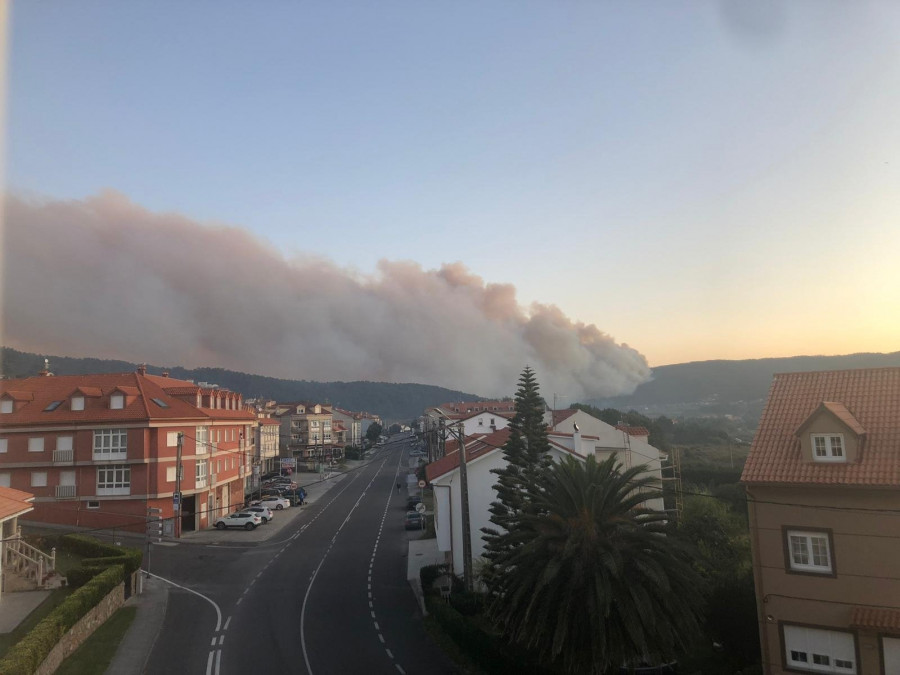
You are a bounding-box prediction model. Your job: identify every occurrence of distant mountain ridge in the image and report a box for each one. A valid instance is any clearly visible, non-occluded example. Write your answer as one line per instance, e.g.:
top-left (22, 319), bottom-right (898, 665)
top-left (595, 352), bottom-right (900, 420)
top-left (3, 347), bottom-right (898, 424)
top-left (0, 348), bottom-right (481, 422)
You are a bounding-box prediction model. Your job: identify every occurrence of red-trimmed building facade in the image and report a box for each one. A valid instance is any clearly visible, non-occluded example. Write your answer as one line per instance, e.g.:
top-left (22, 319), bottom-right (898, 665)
top-left (0, 367), bottom-right (256, 535)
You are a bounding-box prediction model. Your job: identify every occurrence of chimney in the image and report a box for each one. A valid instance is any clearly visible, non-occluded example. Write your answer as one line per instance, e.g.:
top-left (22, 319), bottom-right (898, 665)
top-left (573, 422), bottom-right (582, 456)
top-left (162, 371), bottom-right (169, 378)
top-left (137, 364), bottom-right (147, 376)
top-left (39, 358), bottom-right (53, 376)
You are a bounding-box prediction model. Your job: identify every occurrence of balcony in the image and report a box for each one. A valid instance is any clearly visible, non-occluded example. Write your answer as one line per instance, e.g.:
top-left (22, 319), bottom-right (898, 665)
top-left (53, 449), bottom-right (74, 463)
top-left (55, 485), bottom-right (76, 499)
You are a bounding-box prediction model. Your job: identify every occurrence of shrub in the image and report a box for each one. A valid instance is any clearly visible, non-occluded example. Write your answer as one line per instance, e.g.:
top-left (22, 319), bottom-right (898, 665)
top-left (419, 564), bottom-right (447, 593)
top-left (426, 598), bottom-right (557, 675)
top-left (0, 565), bottom-right (124, 675)
top-left (66, 567), bottom-right (101, 588)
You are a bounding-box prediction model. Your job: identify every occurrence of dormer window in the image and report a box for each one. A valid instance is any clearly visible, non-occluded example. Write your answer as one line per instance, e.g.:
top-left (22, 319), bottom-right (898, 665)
top-left (1, 399), bottom-right (12, 414)
top-left (110, 393), bottom-right (124, 410)
top-left (812, 434), bottom-right (844, 462)
top-left (71, 396), bottom-right (84, 411)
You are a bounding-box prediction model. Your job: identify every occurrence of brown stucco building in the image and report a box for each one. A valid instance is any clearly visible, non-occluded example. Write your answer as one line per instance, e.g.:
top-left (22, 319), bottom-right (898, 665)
top-left (742, 368), bottom-right (900, 674)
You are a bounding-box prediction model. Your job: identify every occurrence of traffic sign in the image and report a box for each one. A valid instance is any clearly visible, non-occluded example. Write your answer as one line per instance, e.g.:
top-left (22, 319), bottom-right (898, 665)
top-left (418, 479), bottom-right (426, 488)
top-left (415, 502), bottom-right (426, 514)
top-left (280, 457), bottom-right (296, 468)
top-left (173, 492), bottom-right (181, 509)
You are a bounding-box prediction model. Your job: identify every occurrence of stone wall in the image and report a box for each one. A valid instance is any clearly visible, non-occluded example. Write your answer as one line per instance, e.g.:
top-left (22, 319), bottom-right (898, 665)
top-left (35, 581), bottom-right (126, 675)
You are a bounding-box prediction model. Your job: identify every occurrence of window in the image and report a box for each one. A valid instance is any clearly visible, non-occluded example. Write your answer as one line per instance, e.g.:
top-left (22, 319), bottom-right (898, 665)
top-left (151, 397), bottom-right (169, 408)
top-left (478, 418), bottom-right (483, 426)
top-left (167, 432), bottom-right (180, 447)
top-left (93, 429), bottom-right (127, 459)
top-left (0, 438), bottom-right (6, 453)
top-left (196, 459), bottom-right (208, 487)
top-left (166, 466), bottom-right (176, 482)
top-left (787, 529), bottom-right (833, 574)
top-left (1, 399), bottom-right (12, 413)
top-left (31, 471), bottom-right (48, 487)
top-left (86, 500), bottom-right (100, 509)
top-left (812, 434), bottom-right (845, 462)
top-left (44, 400), bottom-right (63, 412)
top-left (110, 393), bottom-right (124, 409)
top-left (0, 473), bottom-right (10, 488)
top-left (59, 470), bottom-right (75, 486)
top-left (783, 624), bottom-right (856, 674)
top-left (57, 436), bottom-right (73, 452)
top-left (97, 465), bottom-right (130, 494)
top-left (196, 426), bottom-right (209, 454)
top-left (71, 396), bottom-right (84, 411)
top-left (28, 437), bottom-right (45, 453)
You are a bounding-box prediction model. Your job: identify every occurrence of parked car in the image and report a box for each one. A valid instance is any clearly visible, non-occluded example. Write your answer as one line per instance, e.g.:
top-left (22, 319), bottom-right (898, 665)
top-left (404, 511), bottom-right (424, 530)
top-left (215, 512), bottom-right (263, 530)
top-left (252, 495), bottom-right (291, 510)
top-left (240, 505), bottom-right (274, 523)
top-left (406, 496), bottom-right (422, 510)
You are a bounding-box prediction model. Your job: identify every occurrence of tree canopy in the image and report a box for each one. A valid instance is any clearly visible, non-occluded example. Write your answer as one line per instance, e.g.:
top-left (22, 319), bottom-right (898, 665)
top-left (488, 455), bottom-right (706, 674)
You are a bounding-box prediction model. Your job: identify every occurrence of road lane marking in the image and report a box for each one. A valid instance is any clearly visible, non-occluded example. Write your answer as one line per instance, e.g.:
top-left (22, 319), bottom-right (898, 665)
top-left (386, 649), bottom-right (394, 659)
top-left (215, 648), bottom-right (222, 675)
top-left (223, 616), bottom-right (231, 630)
top-left (378, 633), bottom-right (385, 643)
top-left (148, 571), bottom-right (223, 632)
top-left (205, 652), bottom-right (214, 675)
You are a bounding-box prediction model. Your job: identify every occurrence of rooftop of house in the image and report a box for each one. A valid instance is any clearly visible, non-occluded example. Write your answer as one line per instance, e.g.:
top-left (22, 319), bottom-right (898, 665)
top-left (0, 370), bottom-right (254, 425)
top-left (0, 486), bottom-right (35, 521)
top-left (741, 367), bottom-right (900, 487)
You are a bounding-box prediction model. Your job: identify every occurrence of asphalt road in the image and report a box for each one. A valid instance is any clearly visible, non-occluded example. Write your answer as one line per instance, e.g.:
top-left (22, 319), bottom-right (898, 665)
top-left (143, 435), bottom-right (457, 675)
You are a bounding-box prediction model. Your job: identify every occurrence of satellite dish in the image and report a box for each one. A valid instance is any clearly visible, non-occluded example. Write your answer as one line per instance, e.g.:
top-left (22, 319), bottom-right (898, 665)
top-left (573, 423), bottom-right (580, 432)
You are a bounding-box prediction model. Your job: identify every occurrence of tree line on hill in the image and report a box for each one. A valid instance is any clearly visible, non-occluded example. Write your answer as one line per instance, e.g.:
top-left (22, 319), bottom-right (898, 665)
top-left (0, 347), bottom-right (479, 421)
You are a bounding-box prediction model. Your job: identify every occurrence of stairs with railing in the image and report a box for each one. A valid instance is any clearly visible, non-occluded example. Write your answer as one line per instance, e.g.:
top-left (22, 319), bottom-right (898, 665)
top-left (2, 528), bottom-right (64, 591)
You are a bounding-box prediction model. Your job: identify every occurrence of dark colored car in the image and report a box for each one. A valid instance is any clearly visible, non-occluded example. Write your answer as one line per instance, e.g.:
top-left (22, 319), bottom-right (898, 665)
top-left (404, 511), bottom-right (424, 530)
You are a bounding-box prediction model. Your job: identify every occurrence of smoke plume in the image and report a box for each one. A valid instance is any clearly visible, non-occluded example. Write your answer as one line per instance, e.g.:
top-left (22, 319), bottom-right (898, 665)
top-left (2, 191), bottom-right (650, 399)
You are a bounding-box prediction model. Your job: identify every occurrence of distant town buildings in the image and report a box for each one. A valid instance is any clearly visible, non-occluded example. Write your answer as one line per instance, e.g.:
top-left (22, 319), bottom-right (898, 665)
top-left (0, 364), bottom-right (379, 535)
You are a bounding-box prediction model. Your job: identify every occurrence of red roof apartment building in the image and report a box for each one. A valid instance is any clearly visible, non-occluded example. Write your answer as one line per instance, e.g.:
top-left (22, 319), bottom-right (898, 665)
top-left (0, 366), bottom-right (256, 535)
top-left (741, 367), bottom-right (900, 674)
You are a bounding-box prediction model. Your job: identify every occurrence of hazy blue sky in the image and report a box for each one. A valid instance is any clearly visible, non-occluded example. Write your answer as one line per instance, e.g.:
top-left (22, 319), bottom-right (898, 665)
top-left (6, 1), bottom-right (900, 371)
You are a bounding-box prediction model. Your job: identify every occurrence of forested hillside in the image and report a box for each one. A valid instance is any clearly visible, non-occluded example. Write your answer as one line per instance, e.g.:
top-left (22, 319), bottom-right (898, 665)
top-left (0, 348), bottom-right (480, 422)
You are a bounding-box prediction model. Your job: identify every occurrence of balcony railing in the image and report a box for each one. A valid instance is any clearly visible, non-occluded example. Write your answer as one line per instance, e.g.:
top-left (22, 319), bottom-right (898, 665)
top-left (53, 449), bottom-right (74, 463)
top-left (210, 473), bottom-right (218, 485)
top-left (55, 485), bottom-right (76, 499)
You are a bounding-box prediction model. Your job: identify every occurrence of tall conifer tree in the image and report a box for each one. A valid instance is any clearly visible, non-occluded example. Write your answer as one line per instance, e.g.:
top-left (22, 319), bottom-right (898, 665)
top-left (482, 366), bottom-right (551, 591)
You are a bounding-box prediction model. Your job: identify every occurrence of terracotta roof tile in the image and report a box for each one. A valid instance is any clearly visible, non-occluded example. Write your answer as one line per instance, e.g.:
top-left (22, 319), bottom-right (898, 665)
top-left (0, 486), bottom-right (35, 521)
top-left (616, 424), bottom-right (651, 437)
top-left (741, 368), bottom-right (900, 486)
top-left (426, 428), bottom-right (511, 483)
top-left (552, 409), bottom-right (577, 426)
top-left (0, 372), bottom-right (251, 425)
top-left (850, 606), bottom-right (900, 631)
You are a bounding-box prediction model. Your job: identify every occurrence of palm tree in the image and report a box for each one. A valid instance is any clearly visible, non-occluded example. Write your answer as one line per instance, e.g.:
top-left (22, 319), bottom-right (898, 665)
top-left (488, 454), bottom-right (705, 675)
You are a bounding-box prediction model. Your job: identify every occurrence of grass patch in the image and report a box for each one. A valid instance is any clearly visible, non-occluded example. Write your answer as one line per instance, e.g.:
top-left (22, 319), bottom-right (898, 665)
top-left (55, 606), bottom-right (137, 675)
top-left (0, 588), bottom-right (73, 659)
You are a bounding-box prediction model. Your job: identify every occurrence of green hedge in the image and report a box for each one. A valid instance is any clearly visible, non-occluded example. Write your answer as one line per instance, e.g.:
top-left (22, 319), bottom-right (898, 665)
top-left (425, 597), bottom-right (557, 675)
top-left (58, 534), bottom-right (120, 559)
top-left (0, 565), bottom-right (124, 675)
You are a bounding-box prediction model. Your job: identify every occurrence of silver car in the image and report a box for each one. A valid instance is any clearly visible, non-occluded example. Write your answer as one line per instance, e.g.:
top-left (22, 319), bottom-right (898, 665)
top-left (240, 505), bottom-right (274, 524)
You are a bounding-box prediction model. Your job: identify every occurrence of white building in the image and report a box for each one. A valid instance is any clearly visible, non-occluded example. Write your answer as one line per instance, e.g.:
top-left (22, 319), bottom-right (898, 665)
top-left (425, 410), bottom-right (667, 579)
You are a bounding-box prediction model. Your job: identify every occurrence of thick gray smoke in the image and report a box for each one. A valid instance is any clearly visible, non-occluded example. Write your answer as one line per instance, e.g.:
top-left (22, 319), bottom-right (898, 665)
top-left (2, 191), bottom-right (650, 398)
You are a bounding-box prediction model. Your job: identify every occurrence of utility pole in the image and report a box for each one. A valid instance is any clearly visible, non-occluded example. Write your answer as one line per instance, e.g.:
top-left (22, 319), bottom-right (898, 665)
top-left (174, 432), bottom-right (183, 538)
top-left (451, 422), bottom-right (474, 593)
top-left (145, 507), bottom-right (162, 579)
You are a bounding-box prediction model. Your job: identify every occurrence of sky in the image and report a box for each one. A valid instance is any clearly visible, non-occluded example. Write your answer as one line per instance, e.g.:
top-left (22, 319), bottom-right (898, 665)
top-left (3, 1), bottom-right (900, 397)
